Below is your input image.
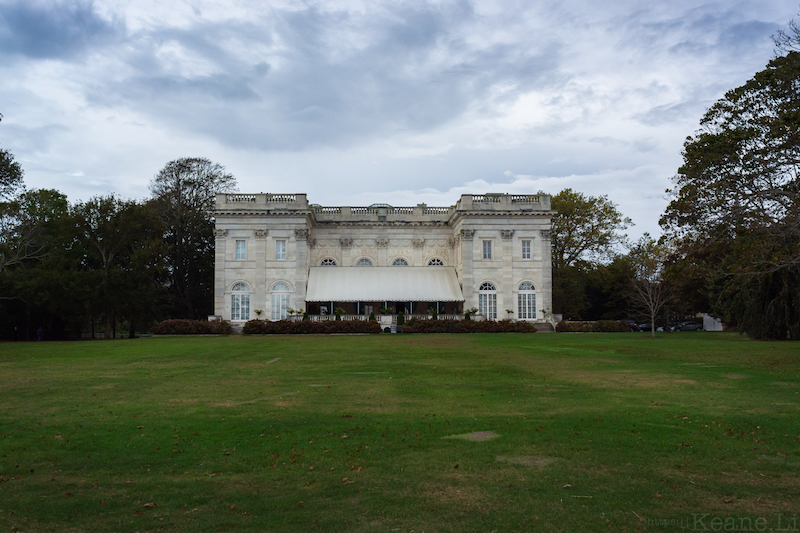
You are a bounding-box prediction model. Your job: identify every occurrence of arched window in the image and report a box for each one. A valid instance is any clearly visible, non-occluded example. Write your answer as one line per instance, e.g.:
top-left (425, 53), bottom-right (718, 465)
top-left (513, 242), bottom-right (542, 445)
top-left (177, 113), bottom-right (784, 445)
top-left (271, 281), bottom-right (291, 321)
top-left (231, 282), bottom-right (250, 321)
top-left (518, 281), bottom-right (536, 320)
top-left (478, 282), bottom-right (497, 320)
top-left (320, 258), bottom-right (337, 266)
top-left (355, 258), bottom-right (373, 266)
top-left (428, 258), bottom-right (444, 266)
top-left (392, 258), bottom-right (409, 266)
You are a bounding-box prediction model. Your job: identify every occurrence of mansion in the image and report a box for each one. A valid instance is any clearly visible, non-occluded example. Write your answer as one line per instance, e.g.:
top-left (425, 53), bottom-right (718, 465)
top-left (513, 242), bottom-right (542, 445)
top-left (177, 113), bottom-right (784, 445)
top-left (213, 193), bottom-right (554, 327)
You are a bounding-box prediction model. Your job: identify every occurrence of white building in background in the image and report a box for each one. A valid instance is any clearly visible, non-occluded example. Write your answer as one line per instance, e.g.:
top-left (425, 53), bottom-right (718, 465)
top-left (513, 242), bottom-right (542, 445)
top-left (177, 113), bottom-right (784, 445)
top-left (213, 193), bottom-right (554, 326)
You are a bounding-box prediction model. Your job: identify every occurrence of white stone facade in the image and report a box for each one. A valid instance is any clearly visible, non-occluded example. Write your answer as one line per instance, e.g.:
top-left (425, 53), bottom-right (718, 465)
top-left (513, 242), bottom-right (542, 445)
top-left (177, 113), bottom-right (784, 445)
top-left (213, 193), bottom-right (554, 323)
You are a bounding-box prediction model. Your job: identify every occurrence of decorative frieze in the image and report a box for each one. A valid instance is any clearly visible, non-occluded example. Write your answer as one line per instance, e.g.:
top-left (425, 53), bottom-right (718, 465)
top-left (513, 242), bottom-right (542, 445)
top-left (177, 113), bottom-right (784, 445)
top-left (412, 238), bottom-right (425, 248)
top-left (540, 229), bottom-right (552, 241)
top-left (501, 229), bottom-right (514, 240)
top-left (254, 229), bottom-right (268, 238)
top-left (307, 238), bottom-right (317, 248)
top-left (447, 238), bottom-right (457, 248)
top-left (295, 229), bottom-right (309, 241)
top-left (340, 238), bottom-right (353, 248)
top-left (376, 238), bottom-right (389, 248)
top-left (214, 229), bottom-right (228, 238)
top-left (460, 229), bottom-right (475, 240)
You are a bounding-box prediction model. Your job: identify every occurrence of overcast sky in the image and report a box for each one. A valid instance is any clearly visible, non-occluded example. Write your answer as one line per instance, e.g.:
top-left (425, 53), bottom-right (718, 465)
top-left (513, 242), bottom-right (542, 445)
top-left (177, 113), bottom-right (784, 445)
top-left (1, 0), bottom-right (796, 238)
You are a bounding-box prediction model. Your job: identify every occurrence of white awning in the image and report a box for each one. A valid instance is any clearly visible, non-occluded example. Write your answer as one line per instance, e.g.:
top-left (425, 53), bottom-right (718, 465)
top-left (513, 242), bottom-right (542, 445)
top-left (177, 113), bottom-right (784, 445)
top-left (306, 266), bottom-right (464, 302)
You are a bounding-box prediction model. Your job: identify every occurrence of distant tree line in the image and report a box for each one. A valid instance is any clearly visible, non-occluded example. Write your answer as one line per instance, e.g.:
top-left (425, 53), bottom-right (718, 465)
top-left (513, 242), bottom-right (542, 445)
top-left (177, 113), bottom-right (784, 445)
top-left (0, 155), bottom-right (235, 340)
top-left (2, 20), bottom-right (798, 340)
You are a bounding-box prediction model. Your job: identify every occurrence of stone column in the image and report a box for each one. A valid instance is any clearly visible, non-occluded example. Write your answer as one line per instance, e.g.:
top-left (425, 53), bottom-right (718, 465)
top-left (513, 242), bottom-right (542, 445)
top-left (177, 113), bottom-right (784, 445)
top-left (295, 228), bottom-right (310, 310)
top-left (377, 238), bottom-right (388, 266)
top-left (460, 229), bottom-right (475, 309)
top-left (501, 230), bottom-right (514, 318)
top-left (340, 238), bottom-right (353, 266)
top-left (254, 229), bottom-right (268, 314)
top-left (540, 228), bottom-right (553, 317)
top-left (214, 229), bottom-right (228, 318)
top-left (412, 238), bottom-right (424, 266)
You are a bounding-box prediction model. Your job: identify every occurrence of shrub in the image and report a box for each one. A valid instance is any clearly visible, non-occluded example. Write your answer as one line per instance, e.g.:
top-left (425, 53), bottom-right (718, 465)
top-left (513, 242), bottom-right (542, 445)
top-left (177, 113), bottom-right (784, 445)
top-left (243, 319), bottom-right (381, 335)
top-left (152, 319), bottom-right (232, 335)
top-left (397, 311), bottom-right (405, 326)
top-left (555, 320), bottom-right (631, 333)
top-left (401, 318), bottom-right (536, 334)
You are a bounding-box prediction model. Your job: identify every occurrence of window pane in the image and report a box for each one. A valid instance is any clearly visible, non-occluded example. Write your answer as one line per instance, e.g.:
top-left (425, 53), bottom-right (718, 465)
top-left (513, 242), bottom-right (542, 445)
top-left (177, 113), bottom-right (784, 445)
top-left (236, 240), bottom-right (246, 260)
top-left (482, 240), bottom-right (492, 259)
top-left (272, 293), bottom-right (289, 320)
top-left (522, 240), bottom-right (531, 259)
top-left (276, 240), bottom-right (286, 260)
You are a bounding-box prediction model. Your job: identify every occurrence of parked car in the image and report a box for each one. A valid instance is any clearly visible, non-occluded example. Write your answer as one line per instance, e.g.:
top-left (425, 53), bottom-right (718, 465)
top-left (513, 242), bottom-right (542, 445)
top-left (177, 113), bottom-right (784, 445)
top-left (621, 320), bottom-right (640, 332)
top-left (679, 322), bottom-right (703, 331)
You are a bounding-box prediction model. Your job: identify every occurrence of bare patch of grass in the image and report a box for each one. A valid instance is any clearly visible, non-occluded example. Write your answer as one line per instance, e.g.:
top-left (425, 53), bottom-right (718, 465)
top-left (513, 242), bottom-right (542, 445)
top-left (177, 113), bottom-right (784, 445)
top-left (442, 430), bottom-right (499, 442)
top-left (496, 455), bottom-right (557, 467)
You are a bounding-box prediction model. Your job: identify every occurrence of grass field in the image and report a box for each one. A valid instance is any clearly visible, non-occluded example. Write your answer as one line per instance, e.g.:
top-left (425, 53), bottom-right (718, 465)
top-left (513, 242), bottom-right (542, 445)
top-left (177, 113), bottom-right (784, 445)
top-left (1, 332), bottom-right (799, 532)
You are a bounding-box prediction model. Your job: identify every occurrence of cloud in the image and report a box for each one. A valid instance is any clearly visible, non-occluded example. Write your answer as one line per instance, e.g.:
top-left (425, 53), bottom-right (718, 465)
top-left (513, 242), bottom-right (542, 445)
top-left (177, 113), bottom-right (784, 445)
top-left (0, 0), bottom-right (123, 60)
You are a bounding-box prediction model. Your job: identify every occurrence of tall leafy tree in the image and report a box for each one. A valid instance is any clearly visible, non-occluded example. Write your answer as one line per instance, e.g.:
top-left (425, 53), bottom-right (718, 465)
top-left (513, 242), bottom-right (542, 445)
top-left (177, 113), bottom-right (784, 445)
top-left (0, 113), bottom-right (24, 202)
top-left (661, 50), bottom-right (800, 340)
top-left (73, 196), bottom-right (164, 338)
top-left (150, 158), bottom-right (236, 319)
top-left (549, 188), bottom-right (632, 317)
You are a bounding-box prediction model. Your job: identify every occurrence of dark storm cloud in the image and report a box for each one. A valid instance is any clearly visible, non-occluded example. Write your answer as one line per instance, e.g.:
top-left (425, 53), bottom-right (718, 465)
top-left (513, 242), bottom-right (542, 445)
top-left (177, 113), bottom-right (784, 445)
top-left (84, 2), bottom-right (564, 150)
top-left (0, 0), bottom-right (122, 60)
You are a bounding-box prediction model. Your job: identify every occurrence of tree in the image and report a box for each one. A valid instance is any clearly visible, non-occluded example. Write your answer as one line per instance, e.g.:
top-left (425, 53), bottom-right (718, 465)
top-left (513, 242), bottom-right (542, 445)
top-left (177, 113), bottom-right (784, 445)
top-left (549, 188), bottom-right (632, 316)
top-left (661, 50), bottom-right (800, 340)
top-left (150, 158), bottom-right (236, 319)
top-left (0, 113), bottom-right (24, 202)
top-left (73, 195), bottom-right (164, 339)
top-left (628, 234), bottom-right (672, 338)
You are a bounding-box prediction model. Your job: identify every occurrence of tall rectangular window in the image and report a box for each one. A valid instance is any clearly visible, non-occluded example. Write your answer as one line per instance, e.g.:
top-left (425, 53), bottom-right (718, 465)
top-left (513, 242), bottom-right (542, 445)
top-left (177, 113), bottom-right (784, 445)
top-left (276, 240), bottom-right (286, 260)
top-left (482, 240), bottom-right (492, 260)
top-left (518, 293), bottom-right (536, 319)
top-left (522, 240), bottom-right (531, 259)
top-left (231, 293), bottom-right (249, 321)
top-left (235, 240), bottom-right (246, 260)
top-left (271, 293), bottom-right (289, 320)
top-left (479, 293), bottom-right (497, 320)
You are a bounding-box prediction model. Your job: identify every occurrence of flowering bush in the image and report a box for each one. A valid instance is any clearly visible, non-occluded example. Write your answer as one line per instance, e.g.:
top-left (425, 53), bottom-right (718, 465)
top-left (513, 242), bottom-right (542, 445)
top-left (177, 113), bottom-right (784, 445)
top-left (243, 319), bottom-right (382, 335)
top-left (152, 319), bottom-right (232, 335)
top-left (555, 320), bottom-right (631, 333)
top-left (401, 318), bottom-right (536, 334)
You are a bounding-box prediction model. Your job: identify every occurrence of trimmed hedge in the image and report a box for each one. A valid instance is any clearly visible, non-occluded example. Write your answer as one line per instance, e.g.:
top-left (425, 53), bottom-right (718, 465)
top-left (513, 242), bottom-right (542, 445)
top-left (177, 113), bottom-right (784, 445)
top-left (555, 320), bottom-right (631, 333)
top-left (243, 319), bottom-right (382, 335)
top-left (401, 318), bottom-right (536, 334)
top-left (152, 319), bottom-right (233, 335)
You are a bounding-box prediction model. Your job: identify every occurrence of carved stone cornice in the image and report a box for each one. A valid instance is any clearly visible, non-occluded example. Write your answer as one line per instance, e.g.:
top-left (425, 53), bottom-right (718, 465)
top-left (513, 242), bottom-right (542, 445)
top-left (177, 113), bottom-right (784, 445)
top-left (340, 238), bottom-right (353, 248)
top-left (501, 229), bottom-right (514, 240)
top-left (214, 229), bottom-right (228, 238)
top-left (412, 238), bottom-right (425, 248)
top-left (254, 229), bottom-right (268, 238)
top-left (295, 229), bottom-right (309, 241)
top-left (376, 238), bottom-right (389, 248)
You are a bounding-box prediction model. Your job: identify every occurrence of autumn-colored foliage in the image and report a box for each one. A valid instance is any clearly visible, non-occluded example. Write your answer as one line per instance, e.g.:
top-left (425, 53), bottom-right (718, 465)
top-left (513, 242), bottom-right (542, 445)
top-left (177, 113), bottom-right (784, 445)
top-left (242, 319), bottom-right (381, 334)
top-left (401, 318), bottom-right (536, 333)
top-left (152, 318), bottom-right (232, 335)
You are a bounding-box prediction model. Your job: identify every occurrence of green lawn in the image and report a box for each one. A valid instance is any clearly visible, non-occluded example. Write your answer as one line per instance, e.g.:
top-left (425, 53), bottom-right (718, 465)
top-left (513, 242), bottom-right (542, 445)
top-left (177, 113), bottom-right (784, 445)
top-left (1, 333), bottom-right (798, 532)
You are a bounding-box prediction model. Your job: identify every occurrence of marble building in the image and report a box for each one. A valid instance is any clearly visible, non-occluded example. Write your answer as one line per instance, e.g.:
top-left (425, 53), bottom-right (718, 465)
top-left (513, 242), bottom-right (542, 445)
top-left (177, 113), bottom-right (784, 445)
top-left (213, 193), bottom-right (554, 325)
